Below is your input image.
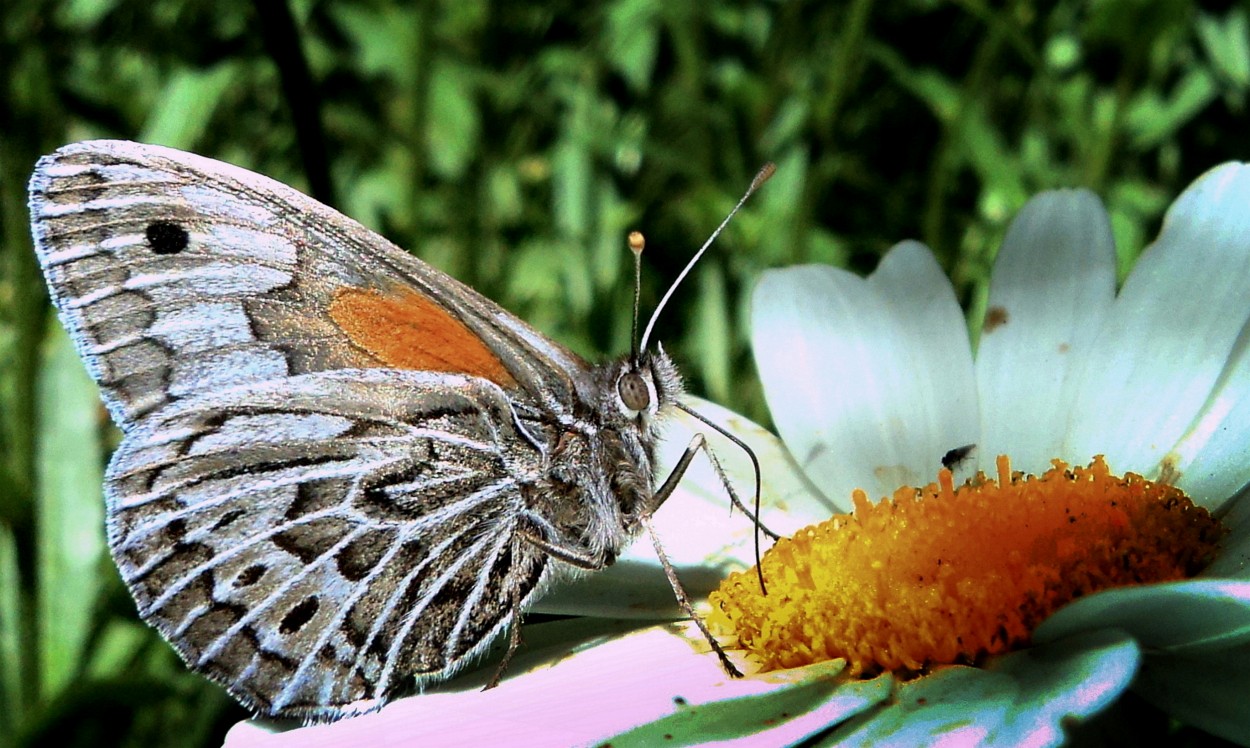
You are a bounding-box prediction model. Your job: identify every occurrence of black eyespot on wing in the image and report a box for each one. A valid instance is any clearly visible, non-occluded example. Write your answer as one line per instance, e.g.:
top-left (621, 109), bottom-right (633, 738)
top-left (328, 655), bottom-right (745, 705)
top-left (146, 220), bottom-right (190, 255)
top-left (234, 563), bottom-right (267, 588)
top-left (280, 596), bottom-right (319, 634)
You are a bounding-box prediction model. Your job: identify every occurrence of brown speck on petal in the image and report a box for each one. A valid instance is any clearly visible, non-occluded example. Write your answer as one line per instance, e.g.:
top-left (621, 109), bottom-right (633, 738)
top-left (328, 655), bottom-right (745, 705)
top-left (983, 305), bottom-right (1009, 332)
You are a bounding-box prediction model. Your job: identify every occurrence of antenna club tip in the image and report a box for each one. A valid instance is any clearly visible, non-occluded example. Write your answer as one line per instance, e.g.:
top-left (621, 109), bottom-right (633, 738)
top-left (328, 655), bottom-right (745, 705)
top-left (628, 230), bottom-right (646, 254)
top-left (752, 162), bottom-right (777, 191)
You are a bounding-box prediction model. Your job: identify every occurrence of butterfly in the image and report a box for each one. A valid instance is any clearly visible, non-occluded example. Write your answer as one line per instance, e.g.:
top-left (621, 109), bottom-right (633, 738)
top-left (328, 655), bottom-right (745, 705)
top-left (29, 140), bottom-right (771, 720)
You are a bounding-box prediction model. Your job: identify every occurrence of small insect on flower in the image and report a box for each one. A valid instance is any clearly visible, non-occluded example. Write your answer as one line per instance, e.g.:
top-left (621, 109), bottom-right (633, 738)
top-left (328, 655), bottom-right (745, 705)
top-left (940, 443), bottom-right (976, 471)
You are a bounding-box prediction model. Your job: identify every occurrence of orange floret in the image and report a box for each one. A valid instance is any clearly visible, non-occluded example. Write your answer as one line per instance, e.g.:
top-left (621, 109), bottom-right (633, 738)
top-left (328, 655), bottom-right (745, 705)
top-left (708, 456), bottom-right (1224, 675)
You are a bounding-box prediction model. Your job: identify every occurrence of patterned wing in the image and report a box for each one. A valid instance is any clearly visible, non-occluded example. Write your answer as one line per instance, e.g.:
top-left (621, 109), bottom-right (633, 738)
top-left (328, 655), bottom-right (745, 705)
top-left (25, 140), bottom-right (595, 718)
top-left (27, 140), bottom-right (593, 432)
top-left (107, 368), bottom-right (552, 719)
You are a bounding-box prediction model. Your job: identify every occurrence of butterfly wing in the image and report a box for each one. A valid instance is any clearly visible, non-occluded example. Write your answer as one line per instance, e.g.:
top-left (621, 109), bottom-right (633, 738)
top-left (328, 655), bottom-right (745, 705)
top-left (28, 140), bottom-right (592, 431)
top-left (28, 141), bottom-right (591, 717)
top-left (107, 368), bottom-right (551, 717)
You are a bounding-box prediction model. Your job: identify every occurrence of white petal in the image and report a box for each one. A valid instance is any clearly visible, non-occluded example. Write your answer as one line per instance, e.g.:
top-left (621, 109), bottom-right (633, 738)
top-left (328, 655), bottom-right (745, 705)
top-left (223, 621), bottom-right (892, 748)
top-left (753, 263), bottom-right (890, 509)
top-left (1034, 579), bottom-right (1250, 649)
top-left (869, 242), bottom-right (980, 480)
top-left (986, 629), bottom-right (1140, 747)
top-left (1205, 493), bottom-right (1250, 578)
top-left (1034, 579), bottom-right (1250, 745)
top-left (1167, 333), bottom-right (1250, 511)
top-left (831, 667), bottom-right (1015, 746)
top-left (829, 629), bottom-right (1138, 748)
top-left (1065, 162), bottom-right (1250, 475)
top-left (975, 190), bottom-right (1116, 476)
top-left (599, 663), bottom-right (892, 746)
top-left (752, 244), bottom-right (973, 506)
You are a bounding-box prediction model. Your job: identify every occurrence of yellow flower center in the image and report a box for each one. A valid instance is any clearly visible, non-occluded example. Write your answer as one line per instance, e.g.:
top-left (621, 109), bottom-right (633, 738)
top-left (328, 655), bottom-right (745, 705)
top-left (708, 455), bottom-right (1224, 676)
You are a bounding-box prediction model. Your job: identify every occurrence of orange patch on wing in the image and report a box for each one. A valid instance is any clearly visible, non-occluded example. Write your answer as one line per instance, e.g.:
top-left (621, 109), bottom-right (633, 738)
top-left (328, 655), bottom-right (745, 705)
top-left (329, 286), bottom-right (516, 388)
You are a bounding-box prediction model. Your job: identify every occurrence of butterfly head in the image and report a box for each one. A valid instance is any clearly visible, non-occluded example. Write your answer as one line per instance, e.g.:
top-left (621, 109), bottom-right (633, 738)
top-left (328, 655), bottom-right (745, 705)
top-left (605, 345), bottom-right (682, 437)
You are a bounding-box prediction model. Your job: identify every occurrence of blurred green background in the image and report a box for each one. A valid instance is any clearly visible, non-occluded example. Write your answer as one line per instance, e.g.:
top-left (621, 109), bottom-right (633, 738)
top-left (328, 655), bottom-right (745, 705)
top-left (1, 0), bottom-right (1248, 746)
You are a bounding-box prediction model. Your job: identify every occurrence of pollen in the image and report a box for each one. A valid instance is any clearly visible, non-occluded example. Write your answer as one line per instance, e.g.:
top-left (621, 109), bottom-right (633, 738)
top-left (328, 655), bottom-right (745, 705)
top-left (708, 456), bottom-right (1224, 676)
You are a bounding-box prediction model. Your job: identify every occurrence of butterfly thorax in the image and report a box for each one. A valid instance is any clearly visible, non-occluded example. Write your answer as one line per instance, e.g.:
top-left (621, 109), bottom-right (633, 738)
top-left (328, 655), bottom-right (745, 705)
top-left (528, 346), bottom-right (684, 567)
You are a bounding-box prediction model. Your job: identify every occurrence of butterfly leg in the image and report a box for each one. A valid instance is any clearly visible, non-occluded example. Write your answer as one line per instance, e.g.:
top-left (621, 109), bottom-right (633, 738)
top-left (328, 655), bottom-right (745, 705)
top-left (480, 525), bottom-right (612, 689)
top-left (653, 429), bottom-right (777, 595)
top-left (517, 509), bottom-right (742, 679)
top-left (639, 433), bottom-right (746, 678)
top-left (641, 515), bottom-right (742, 678)
top-left (484, 587), bottom-right (526, 690)
top-left (515, 523), bottom-right (608, 570)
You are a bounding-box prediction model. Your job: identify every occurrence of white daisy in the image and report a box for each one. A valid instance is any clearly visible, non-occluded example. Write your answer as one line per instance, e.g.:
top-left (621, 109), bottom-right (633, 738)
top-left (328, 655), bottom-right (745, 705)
top-left (717, 160), bottom-right (1250, 745)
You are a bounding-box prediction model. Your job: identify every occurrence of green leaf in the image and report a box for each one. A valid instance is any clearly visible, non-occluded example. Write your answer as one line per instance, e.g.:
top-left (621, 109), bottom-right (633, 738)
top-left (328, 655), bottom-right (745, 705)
top-left (139, 64), bottom-right (240, 150)
top-left (1126, 68), bottom-right (1219, 150)
top-left (57, 0), bottom-right (120, 29)
top-left (757, 145), bottom-right (810, 264)
top-left (86, 619), bottom-right (151, 681)
top-left (588, 177), bottom-right (632, 297)
top-left (604, 663), bottom-right (887, 747)
top-left (330, 4), bottom-right (425, 85)
top-left (552, 88), bottom-right (595, 242)
top-left (1197, 9), bottom-right (1250, 88)
top-left (426, 61), bottom-right (480, 180)
top-left (691, 263), bottom-right (730, 402)
top-left (605, 0), bottom-right (660, 92)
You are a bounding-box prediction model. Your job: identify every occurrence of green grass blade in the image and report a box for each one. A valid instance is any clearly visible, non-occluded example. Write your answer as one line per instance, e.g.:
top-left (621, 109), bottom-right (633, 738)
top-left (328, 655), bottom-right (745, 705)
top-left (0, 522), bottom-right (24, 742)
top-left (35, 322), bottom-right (106, 701)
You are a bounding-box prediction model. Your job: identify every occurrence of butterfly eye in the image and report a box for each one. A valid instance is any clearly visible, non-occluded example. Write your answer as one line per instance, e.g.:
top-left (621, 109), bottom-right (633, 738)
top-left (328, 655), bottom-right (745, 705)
top-left (617, 371), bottom-right (651, 413)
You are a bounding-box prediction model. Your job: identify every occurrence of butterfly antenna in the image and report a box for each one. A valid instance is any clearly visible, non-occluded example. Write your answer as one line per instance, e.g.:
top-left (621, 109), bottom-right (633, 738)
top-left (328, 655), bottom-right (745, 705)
top-left (629, 231), bottom-right (645, 362)
top-left (638, 163), bottom-right (776, 352)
